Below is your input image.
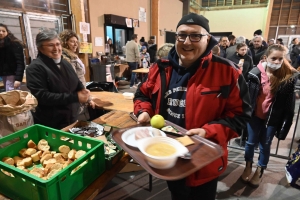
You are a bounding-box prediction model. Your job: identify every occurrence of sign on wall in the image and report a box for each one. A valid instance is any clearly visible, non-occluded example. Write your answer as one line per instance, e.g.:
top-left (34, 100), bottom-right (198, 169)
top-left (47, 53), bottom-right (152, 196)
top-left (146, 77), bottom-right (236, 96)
top-left (125, 18), bottom-right (132, 28)
top-left (79, 22), bottom-right (90, 34)
top-left (139, 7), bottom-right (146, 22)
top-left (79, 42), bottom-right (92, 53)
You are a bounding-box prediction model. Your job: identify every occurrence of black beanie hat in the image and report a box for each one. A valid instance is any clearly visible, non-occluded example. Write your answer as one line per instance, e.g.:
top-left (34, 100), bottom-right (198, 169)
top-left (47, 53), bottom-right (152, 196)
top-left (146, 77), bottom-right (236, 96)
top-left (254, 29), bottom-right (262, 36)
top-left (176, 13), bottom-right (210, 32)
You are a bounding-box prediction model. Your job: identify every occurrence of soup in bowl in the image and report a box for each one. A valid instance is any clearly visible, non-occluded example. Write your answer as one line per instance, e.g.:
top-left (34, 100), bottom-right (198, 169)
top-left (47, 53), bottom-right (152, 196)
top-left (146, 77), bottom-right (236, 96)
top-left (137, 136), bottom-right (188, 169)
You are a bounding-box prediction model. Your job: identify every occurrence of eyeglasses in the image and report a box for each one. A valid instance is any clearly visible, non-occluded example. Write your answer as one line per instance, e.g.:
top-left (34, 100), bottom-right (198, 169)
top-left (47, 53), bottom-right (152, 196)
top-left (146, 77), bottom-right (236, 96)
top-left (175, 33), bottom-right (208, 42)
top-left (42, 43), bottom-right (61, 48)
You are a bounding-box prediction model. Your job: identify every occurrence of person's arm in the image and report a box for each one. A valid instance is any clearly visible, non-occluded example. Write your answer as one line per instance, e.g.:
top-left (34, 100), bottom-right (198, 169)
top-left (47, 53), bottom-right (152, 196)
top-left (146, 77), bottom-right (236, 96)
top-left (12, 42), bottom-right (25, 82)
top-left (146, 53), bottom-right (150, 63)
top-left (135, 43), bottom-right (140, 63)
top-left (276, 77), bottom-right (298, 140)
top-left (134, 64), bottom-right (159, 120)
top-left (26, 63), bottom-right (83, 106)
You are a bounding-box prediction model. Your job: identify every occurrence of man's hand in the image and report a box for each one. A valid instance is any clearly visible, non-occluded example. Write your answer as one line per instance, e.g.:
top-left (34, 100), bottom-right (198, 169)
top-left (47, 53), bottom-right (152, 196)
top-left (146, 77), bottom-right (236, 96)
top-left (137, 112), bottom-right (150, 124)
top-left (77, 89), bottom-right (90, 103)
top-left (14, 81), bottom-right (21, 89)
top-left (186, 128), bottom-right (206, 138)
top-left (89, 100), bottom-right (96, 109)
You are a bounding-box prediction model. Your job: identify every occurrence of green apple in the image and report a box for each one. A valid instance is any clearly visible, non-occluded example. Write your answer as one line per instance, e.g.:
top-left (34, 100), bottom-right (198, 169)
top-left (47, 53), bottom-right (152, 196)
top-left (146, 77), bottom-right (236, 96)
top-left (150, 115), bottom-right (165, 129)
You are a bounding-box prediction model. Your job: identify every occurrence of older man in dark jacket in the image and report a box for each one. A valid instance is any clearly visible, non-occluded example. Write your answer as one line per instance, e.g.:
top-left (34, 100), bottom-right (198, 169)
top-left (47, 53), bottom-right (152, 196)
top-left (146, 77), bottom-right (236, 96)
top-left (249, 35), bottom-right (267, 65)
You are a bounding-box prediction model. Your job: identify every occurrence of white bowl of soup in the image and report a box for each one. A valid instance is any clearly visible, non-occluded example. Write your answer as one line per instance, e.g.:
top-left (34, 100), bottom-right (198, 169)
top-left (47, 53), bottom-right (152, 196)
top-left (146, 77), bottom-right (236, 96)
top-left (136, 136), bottom-right (188, 169)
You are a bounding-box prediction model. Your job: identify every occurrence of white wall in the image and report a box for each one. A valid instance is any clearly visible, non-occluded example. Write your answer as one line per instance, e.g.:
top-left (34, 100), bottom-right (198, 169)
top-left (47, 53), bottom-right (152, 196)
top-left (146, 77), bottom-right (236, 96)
top-left (201, 7), bottom-right (268, 40)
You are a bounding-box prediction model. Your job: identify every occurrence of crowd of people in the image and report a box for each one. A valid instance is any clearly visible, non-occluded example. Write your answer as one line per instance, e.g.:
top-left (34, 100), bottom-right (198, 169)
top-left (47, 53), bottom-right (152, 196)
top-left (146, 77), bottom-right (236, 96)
top-left (0, 12), bottom-right (299, 199)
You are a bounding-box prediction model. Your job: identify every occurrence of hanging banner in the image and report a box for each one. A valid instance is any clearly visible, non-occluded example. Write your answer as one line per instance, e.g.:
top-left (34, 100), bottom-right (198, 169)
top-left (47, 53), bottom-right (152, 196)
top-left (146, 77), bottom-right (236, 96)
top-left (79, 42), bottom-right (92, 53)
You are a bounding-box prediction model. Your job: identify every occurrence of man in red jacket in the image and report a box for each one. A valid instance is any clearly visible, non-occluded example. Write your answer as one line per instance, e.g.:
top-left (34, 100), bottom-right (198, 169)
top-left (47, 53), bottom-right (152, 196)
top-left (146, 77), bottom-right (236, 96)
top-left (134, 13), bottom-right (252, 200)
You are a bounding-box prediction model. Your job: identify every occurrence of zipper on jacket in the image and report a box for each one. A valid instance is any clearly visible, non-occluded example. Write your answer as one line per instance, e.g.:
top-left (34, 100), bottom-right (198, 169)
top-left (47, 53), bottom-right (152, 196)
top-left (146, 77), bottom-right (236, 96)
top-left (201, 90), bottom-right (221, 95)
top-left (265, 85), bottom-right (281, 127)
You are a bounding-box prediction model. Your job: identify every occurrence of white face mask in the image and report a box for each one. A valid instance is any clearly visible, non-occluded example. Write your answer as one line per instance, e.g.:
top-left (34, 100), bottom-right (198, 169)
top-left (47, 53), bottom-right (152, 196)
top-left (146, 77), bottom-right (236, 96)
top-left (267, 61), bottom-right (282, 71)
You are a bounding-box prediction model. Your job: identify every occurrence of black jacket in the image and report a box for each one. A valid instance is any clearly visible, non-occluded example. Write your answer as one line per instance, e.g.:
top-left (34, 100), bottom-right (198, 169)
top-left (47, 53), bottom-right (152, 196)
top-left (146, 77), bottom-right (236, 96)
top-left (247, 67), bottom-right (299, 140)
top-left (0, 37), bottom-right (25, 81)
top-left (148, 44), bottom-right (157, 63)
top-left (228, 53), bottom-right (253, 81)
top-left (290, 44), bottom-right (300, 68)
top-left (26, 53), bottom-right (84, 129)
top-left (249, 46), bottom-right (267, 65)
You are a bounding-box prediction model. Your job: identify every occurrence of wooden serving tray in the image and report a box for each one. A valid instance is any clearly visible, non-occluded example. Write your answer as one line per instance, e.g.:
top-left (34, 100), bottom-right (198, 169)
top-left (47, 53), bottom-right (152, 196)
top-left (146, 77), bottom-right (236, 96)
top-left (111, 122), bottom-right (224, 181)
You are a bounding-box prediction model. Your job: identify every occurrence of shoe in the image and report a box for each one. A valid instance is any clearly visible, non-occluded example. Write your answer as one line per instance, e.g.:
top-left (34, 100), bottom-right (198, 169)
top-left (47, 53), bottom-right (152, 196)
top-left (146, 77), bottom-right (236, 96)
top-left (240, 161), bottom-right (252, 183)
top-left (234, 138), bottom-right (245, 147)
top-left (249, 166), bottom-right (264, 188)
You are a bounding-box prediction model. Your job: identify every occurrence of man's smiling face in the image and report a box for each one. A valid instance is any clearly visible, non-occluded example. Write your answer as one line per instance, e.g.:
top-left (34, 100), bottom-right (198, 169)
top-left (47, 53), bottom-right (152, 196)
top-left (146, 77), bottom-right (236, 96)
top-left (175, 24), bottom-right (210, 68)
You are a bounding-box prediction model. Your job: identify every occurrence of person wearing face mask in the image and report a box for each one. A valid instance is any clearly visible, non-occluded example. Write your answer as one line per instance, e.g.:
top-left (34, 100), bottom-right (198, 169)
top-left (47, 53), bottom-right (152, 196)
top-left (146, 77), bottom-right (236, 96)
top-left (59, 30), bottom-right (96, 121)
top-left (228, 43), bottom-right (253, 81)
top-left (240, 44), bottom-right (299, 187)
top-left (134, 13), bottom-right (252, 199)
top-left (0, 23), bottom-right (25, 91)
top-left (26, 29), bottom-right (90, 129)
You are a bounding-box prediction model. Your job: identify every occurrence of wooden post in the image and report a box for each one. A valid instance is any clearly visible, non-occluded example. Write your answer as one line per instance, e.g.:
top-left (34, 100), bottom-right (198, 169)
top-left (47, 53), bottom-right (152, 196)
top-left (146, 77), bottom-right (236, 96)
top-left (151, 0), bottom-right (159, 46)
top-left (70, 0), bottom-right (90, 82)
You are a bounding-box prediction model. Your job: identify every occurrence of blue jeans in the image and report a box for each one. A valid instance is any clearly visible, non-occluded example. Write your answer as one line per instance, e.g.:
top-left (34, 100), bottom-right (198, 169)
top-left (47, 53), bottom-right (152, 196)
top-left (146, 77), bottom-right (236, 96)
top-left (244, 115), bottom-right (276, 168)
top-left (127, 62), bottom-right (138, 87)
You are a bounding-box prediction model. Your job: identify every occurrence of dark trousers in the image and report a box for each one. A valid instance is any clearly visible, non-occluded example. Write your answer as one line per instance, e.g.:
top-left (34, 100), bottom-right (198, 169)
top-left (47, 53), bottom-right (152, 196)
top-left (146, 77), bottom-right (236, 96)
top-left (127, 62), bottom-right (137, 87)
top-left (167, 177), bottom-right (218, 200)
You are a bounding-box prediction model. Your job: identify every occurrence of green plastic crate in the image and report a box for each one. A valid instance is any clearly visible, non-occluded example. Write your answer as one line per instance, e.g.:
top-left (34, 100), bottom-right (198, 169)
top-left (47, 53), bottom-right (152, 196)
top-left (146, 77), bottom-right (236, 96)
top-left (0, 124), bottom-right (105, 200)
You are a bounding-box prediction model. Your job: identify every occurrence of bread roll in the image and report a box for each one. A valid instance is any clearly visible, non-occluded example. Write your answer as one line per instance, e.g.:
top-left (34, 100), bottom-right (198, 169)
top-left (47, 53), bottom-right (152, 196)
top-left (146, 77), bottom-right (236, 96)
top-left (19, 148), bottom-right (27, 158)
top-left (75, 150), bottom-right (86, 159)
top-left (31, 152), bottom-right (41, 162)
top-left (40, 154), bottom-right (52, 164)
top-left (27, 140), bottom-right (37, 149)
top-left (23, 157), bottom-right (33, 167)
top-left (2, 157), bottom-right (14, 165)
top-left (37, 139), bottom-right (48, 151)
top-left (13, 156), bottom-right (23, 166)
top-left (41, 151), bottom-right (51, 158)
top-left (63, 160), bottom-right (73, 169)
top-left (59, 145), bottom-right (70, 154)
top-left (68, 149), bottom-right (77, 160)
top-left (43, 158), bottom-right (56, 167)
top-left (25, 148), bottom-right (37, 156)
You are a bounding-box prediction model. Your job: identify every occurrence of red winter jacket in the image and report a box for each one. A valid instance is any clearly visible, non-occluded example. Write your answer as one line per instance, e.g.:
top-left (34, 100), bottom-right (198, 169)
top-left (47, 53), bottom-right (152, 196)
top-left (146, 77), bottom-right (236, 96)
top-left (134, 52), bottom-right (252, 186)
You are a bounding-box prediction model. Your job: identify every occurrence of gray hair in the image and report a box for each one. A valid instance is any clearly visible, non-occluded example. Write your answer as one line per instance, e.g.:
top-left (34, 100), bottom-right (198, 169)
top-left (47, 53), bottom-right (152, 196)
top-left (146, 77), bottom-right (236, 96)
top-left (253, 35), bottom-right (263, 41)
top-left (236, 36), bottom-right (245, 44)
top-left (157, 43), bottom-right (174, 58)
top-left (36, 29), bottom-right (59, 48)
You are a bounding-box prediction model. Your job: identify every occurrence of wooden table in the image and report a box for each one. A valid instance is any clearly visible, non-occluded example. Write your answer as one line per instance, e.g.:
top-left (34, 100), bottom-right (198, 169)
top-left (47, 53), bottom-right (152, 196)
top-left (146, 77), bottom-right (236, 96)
top-left (132, 68), bottom-right (149, 73)
top-left (91, 91), bottom-right (134, 113)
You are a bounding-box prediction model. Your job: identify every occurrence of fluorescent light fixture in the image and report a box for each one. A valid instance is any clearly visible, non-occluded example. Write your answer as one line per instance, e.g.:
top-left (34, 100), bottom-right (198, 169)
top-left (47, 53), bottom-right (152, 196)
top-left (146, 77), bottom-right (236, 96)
top-left (290, 25), bottom-right (295, 28)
